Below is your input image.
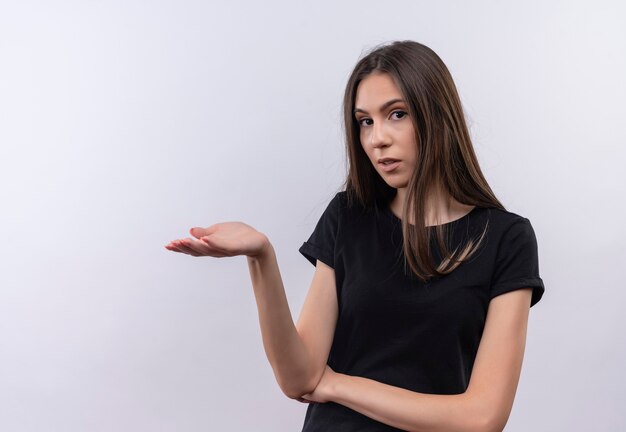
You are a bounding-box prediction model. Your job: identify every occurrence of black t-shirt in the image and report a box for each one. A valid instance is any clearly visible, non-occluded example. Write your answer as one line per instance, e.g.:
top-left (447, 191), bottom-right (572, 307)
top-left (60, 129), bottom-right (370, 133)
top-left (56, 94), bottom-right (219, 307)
top-left (298, 190), bottom-right (545, 432)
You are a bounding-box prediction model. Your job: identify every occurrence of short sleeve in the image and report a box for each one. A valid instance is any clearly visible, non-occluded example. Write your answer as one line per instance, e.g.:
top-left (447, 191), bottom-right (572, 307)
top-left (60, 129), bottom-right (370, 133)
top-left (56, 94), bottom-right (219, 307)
top-left (490, 218), bottom-right (545, 307)
top-left (299, 192), bottom-right (341, 269)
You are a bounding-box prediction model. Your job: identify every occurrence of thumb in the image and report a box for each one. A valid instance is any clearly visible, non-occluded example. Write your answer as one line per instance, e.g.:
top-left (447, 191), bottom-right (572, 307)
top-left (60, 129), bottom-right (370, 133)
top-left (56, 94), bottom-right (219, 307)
top-left (189, 226), bottom-right (209, 238)
top-left (190, 224), bottom-right (221, 239)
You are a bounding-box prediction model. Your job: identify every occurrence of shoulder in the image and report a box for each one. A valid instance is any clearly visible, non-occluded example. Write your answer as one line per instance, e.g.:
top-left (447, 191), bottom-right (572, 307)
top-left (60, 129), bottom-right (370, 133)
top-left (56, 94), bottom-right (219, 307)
top-left (322, 190), bottom-right (380, 234)
top-left (329, 190), bottom-right (368, 214)
top-left (333, 190), bottom-right (348, 206)
top-left (320, 191), bottom-right (347, 218)
top-left (473, 207), bottom-right (541, 256)
top-left (480, 208), bottom-right (541, 264)
top-left (484, 207), bottom-right (528, 223)
top-left (482, 207), bottom-right (534, 234)
top-left (310, 191), bottom-right (352, 230)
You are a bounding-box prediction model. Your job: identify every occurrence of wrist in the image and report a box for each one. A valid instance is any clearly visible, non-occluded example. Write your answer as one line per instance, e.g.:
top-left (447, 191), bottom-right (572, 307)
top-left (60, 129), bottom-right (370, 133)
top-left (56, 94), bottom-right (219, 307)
top-left (248, 235), bottom-right (273, 260)
top-left (327, 371), bottom-right (346, 402)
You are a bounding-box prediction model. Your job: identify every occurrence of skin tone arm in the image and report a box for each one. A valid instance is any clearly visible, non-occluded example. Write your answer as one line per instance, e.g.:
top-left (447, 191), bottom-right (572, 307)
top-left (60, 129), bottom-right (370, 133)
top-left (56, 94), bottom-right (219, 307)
top-left (165, 222), bottom-right (335, 399)
top-left (300, 288), bottom-right (533, 432)
top-left (166, 222), bottom-right (532, 431)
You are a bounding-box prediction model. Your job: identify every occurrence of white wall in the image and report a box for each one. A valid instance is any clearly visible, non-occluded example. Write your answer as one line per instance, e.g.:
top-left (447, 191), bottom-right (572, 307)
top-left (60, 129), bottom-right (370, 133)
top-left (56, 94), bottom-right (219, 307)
top-left (1, 0), bottom-right (624, 430)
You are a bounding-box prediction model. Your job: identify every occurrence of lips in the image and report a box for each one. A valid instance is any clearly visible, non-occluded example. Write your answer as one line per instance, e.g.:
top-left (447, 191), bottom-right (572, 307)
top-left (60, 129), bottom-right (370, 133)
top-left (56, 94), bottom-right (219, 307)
top-left (378, 157), bottom-right (400, 164)
top-left (378, 160), bottom-right (401, 172)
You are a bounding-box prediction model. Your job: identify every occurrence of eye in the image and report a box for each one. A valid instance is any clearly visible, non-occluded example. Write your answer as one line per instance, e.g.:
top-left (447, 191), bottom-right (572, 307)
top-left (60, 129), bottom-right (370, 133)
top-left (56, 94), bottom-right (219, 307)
top-left (357, 118), bottom-right (373, 127)
top-left (356, 110), bottom-right (408, 127)
top-left (392, 110), bottom-right (407, 120)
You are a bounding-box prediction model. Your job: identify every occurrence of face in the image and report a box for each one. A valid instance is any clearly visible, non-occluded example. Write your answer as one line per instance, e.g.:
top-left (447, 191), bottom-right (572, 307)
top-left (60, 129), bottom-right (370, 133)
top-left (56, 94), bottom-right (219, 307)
top-left (354, 72), bottom-right (417, 190)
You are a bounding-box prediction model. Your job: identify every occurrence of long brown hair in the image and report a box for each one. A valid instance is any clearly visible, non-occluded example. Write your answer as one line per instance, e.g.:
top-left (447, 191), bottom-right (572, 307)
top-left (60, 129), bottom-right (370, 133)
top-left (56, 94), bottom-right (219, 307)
top-left (340, 40), bottom-right (505, 282)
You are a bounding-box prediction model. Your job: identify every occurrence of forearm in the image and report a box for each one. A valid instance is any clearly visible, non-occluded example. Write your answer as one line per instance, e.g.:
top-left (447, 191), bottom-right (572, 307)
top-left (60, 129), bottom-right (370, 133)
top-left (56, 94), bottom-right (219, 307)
top-left (246, 241), bottom-right (316, 398)
top-left (330, 373), bottom-right (489, 432)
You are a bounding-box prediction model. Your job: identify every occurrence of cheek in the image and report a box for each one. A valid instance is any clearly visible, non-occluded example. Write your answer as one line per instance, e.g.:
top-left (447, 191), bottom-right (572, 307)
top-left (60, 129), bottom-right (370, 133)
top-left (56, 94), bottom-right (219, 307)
top-left (359, 128), bottom-right (371, 144)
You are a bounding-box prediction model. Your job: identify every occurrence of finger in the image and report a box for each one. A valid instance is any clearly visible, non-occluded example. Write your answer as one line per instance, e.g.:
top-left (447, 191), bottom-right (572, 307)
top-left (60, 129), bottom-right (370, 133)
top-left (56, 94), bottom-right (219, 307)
top-left (173, 240), bottom-right (202, 256)
top-left (165, 239), bottom-right (189, 251)
top-left (180, 238), bottom-right (215, 256)
top-left (180, 238), bottom-right (229, 258)
top-left (165, 244), bottom-right (186, 253)
top-left (190, 225), bottom-right (220, 239)
top-left (165, 239), bottom-right (188, 248)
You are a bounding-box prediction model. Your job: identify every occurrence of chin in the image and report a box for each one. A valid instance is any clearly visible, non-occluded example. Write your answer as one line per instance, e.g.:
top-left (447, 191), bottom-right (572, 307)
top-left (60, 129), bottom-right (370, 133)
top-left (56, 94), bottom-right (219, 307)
top-left (383, 178), bottom-right (408, 189)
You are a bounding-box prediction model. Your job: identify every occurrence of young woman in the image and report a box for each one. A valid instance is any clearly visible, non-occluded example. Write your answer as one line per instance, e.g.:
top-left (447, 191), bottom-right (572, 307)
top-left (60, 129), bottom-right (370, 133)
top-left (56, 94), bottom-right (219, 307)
top-left (165, 40), bottom-right (545, 432)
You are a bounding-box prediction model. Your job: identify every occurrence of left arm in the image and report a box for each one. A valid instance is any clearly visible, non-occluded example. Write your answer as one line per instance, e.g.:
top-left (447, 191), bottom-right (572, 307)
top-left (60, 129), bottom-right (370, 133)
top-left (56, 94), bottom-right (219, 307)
top-left (302, 288), bottom-right (533, 432)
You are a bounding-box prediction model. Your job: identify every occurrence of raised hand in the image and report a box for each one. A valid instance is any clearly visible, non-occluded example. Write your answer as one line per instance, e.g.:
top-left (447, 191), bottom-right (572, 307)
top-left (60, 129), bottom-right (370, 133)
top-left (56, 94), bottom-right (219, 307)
top-left (165, 222), bottom-right (270, 259)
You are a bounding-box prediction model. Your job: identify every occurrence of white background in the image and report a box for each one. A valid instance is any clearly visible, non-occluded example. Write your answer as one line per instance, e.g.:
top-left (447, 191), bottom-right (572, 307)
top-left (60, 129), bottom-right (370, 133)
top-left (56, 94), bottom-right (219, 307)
top-left (1, 1), bottom-right (624, 431)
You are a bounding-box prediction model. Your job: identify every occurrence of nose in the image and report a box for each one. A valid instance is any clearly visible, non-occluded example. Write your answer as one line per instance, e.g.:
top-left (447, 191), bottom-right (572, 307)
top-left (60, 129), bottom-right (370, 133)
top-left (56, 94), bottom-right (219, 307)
top-left (368, 120), bottom-right (392, 149)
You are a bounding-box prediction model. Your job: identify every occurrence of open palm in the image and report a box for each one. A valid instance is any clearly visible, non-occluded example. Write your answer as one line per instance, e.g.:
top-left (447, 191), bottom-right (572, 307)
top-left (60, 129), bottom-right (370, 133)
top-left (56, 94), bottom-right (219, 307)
top-left (165, 221), bottom-right (269, 258)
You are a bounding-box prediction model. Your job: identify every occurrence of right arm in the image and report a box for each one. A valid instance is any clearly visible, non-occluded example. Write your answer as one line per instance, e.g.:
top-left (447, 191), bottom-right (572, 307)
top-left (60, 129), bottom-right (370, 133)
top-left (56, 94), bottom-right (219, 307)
top-left (165, 222), bottom-right (338, 400)
top-left (247, 239), bottom-right (338, 399)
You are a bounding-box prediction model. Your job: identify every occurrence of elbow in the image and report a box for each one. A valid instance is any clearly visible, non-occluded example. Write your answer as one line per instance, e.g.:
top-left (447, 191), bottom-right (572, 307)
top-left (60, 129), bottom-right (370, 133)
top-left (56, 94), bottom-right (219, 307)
top-left (282, 388), bottom-right (302, 400)
top-left (479, 419), bottom-right (507, 432)
top-left (282, 385), bottom-right (315, 401)
top-left (470, 411), bottom-right (508, 432)
top-left (281, 384), bottom-right (308, 400)
top-left (279, 377), bottom-right (318, 401)
top-left (485, 414), bottom-right (508, 432)
top-left (463, 397), bottom-right (508, 432)
top-left (275, 363), bottom-right (326, 400)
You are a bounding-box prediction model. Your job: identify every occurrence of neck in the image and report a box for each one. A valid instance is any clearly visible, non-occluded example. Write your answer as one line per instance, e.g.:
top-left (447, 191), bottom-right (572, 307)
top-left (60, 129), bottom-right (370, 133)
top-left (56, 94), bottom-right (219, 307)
top-left (391, 183), bottom-right (471, 226)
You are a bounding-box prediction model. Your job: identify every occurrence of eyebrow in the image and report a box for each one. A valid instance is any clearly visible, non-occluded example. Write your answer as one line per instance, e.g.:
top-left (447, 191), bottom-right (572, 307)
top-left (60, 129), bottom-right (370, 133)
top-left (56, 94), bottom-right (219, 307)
top-left (354, 98), bottom-right (406, 115)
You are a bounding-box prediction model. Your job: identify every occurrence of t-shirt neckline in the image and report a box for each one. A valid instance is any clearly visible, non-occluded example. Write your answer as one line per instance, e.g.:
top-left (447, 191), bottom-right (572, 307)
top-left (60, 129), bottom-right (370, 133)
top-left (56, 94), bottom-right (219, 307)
top-left (384, 204), bottom-right (479, 228)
